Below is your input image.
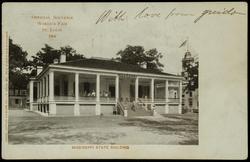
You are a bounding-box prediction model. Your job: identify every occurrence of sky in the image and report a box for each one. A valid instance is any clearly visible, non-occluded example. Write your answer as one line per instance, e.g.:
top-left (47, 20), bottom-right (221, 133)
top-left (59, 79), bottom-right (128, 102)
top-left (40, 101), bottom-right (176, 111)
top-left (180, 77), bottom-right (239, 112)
top-left (2, 3), bottom-right (246, 74)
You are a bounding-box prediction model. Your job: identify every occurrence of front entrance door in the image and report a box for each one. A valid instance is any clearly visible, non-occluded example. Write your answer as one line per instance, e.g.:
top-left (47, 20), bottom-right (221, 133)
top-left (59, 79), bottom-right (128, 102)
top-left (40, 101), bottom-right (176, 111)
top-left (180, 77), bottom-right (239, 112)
top-left (119, 78), bottom-right (135, 102)
top-left (109, 86), bottom-right (115, 98)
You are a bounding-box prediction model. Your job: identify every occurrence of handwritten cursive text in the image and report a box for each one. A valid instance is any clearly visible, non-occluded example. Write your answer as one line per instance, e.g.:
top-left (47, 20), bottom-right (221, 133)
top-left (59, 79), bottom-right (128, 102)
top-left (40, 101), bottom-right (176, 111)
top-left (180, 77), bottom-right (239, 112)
top-left (194, 8), bottom-right (246, 23)
top-left (95, 9), bottom-right (127, 24)
top-left (134, 7), bottom-right (161, 19)
top-left (165, 8), bottom-right (194, 20)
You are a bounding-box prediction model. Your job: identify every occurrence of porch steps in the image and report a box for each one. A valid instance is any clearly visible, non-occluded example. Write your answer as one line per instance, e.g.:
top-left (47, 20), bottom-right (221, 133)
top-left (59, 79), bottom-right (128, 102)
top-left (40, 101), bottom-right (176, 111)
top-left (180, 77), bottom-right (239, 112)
top-left (127, 104), bottom-right (152, 117)
top-left (117, 102), bottom-right (153, 117)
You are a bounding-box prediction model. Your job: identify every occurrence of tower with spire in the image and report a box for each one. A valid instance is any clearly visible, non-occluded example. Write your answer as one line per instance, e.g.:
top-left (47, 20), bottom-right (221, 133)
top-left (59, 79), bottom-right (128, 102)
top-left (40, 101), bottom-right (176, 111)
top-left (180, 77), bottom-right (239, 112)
top-left (179, 38), bottom-right (199, 113)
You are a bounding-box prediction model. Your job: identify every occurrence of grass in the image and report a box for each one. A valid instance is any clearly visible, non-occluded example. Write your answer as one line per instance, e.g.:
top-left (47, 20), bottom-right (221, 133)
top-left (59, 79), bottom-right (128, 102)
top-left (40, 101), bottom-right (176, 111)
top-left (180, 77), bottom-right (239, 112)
top-left (8, 110), bottom-right (198, 145)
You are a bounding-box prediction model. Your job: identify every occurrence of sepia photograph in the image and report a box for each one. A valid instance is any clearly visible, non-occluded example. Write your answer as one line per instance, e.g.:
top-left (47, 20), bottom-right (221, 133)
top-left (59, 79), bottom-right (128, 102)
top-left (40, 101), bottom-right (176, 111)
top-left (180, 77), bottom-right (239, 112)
top-left (2, 2), bottom-right (247, 159)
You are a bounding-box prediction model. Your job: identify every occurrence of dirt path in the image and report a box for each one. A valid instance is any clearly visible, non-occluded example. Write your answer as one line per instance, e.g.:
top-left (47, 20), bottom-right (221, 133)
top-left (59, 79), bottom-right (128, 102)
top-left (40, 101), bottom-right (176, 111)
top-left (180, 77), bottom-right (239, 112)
top-left (8, 110), bottom-right (41, 117)
top-left (8, 110), bottom-right (198, 145)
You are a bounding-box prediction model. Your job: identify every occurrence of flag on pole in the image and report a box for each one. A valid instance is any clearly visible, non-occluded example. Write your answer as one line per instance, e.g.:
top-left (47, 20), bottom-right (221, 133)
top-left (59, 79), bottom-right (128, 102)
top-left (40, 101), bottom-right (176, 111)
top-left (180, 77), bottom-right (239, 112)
top-left (179, 40), bottom-right (187, 48)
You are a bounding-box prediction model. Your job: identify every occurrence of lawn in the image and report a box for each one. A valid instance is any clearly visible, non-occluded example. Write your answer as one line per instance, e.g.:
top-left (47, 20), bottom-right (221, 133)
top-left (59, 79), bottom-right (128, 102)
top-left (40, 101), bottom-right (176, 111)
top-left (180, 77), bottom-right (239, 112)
top-left (8, 110), bottom-right (198, 145)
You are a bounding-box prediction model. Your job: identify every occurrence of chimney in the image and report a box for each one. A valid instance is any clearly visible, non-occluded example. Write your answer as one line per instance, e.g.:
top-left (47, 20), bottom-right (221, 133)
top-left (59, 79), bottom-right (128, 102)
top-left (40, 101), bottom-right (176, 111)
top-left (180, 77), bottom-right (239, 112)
top-left (37, 66), bottom-right (43, 76)
top-left (60, 51), bottom-right (66, 63)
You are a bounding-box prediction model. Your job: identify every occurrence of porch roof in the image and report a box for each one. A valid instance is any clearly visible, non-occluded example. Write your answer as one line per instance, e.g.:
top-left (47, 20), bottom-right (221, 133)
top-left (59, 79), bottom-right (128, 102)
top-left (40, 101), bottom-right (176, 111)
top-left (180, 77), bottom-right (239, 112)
top-left (53, 58), bottom-right (178, 77)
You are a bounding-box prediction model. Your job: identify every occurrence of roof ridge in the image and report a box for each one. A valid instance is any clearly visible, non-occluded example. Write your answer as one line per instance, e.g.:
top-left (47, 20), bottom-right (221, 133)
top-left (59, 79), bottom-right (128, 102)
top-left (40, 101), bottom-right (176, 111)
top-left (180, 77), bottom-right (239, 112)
top-left (54, 57), bottom-right (178, 77)
top-left (58, 58), bottom-right (86, 64)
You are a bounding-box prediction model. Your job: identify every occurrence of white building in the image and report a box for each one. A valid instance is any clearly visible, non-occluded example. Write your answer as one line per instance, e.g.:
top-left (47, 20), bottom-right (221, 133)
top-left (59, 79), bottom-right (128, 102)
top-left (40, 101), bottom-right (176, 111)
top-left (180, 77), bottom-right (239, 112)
top-left (28, 53), bottom-right (183, 117)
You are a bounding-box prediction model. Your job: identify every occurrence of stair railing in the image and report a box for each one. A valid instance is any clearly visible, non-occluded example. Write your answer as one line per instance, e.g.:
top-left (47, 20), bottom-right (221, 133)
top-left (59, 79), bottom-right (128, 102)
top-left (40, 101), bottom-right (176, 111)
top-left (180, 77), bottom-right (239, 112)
top-left (117, 101), bottom-right (128, 117)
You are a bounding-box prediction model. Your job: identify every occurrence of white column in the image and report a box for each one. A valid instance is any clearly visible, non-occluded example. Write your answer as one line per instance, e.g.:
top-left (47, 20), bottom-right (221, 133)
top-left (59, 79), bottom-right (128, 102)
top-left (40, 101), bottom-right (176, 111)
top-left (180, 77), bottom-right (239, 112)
top-left (49, 72), bottom-right (54, 101)
top-left (29, 81), bottom-right (34, 111)
top-left (45, 75), bottom-right (48, 97)
top-left (151, 78), bottom-right (155, 111)
top-left (40, 81), bottom-right (42, 100)
top-left (42, 78), bottom-right (44, 98)
top-left (115, 75), bottom-right (119, 103)
top-left (124, 109), bottom-right (128, 117)
top-left (95, 74), bottom-right (101, 115)
top-left (165, 80), bottom-right (169, 114)
top-left (178, 80), bottom-right (183, 114)
top-left (49, 71), bottom-right (56, 115)
top-left (47, 76), bottom-right (49, 96)
top-left (135, 77), bottom-right (139, 102)
top-left (96, 74), bottom-right (100, 102)
top-left (151, 78), bottom-right (154, 103)
top-left (44, 77), bottom-right (46, 97)
top-left (74, 73), bottom-right (80, 116)
top-left (75, 73), bottom-right (79, 101)
top-left (37, 82), bottom-right (40, 101)
top-left (44, 77), bottom-right (46, 104)
top-left (42, 78), bottom-right (44, 104)
top-left (40, 80), bottom-right (42, 99)
top-left (20, 99), bottom-right (23, 108)
top-left (42, 78), bottom-right (45, 98)
top-left (41, 79), bottom-right (44, 103)
top-left (44, 78), bottom-right (46, 99)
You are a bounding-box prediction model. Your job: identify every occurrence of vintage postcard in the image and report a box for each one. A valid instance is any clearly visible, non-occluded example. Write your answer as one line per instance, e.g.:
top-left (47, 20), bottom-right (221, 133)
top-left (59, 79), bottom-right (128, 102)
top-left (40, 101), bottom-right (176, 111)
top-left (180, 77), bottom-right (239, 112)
top-left (1, 2), bottom-right (247, 159)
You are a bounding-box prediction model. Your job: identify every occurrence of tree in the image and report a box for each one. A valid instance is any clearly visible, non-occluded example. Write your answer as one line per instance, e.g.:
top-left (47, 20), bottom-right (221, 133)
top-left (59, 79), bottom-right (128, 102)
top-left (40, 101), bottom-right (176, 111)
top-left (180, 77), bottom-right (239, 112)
top-left (116, 45), bottom-right (164, 71)
top-left (31, 45), bottom-right (84, 67)
top-left (60, 45), bottom-right (84, 61)
top-left (9, 38), bottom-right (29, 72)
top-left (29, 45), bottom-right (85, 76)
top-left (179, 39), bottom-right (199, 93)
top-left (183, 57), bottom-right (198, 92)
top-left (31, 44), bottom-right (61, 68)
top-left (9, 71), bottom-right (30, 90)
top-left (116, 45), bottom-right (145, 66)
top-left (9, 38), bottom-right (30, 91)
top-left (144, 48), bottom-right (164, 71)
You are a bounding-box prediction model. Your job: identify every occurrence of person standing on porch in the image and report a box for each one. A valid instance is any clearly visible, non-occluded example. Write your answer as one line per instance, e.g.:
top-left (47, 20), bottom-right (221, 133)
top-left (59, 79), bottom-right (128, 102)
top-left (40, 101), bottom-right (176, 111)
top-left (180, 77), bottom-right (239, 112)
top-left (91, 90), bottom-right (96, 97)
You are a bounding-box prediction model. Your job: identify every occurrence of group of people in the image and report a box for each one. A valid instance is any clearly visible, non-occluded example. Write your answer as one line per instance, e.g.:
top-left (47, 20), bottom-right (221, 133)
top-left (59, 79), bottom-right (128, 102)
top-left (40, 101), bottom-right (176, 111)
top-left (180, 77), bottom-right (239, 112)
top-left (80, 90), bottom-right (110, 97)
